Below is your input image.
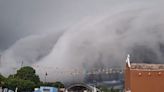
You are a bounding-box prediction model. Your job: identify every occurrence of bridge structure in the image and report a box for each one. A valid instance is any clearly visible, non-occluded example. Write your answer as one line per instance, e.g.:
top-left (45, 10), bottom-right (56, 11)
top-left (65, 83), bottom-right (101, 92)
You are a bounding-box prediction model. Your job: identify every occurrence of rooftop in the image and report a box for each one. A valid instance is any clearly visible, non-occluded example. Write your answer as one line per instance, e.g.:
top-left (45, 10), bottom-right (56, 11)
top-left (130, 63), bottom-right (164, 70)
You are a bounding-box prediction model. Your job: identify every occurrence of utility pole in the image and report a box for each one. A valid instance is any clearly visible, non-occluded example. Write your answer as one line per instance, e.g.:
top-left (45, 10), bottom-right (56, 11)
top-left (45, 72), bottom-right (47, 83)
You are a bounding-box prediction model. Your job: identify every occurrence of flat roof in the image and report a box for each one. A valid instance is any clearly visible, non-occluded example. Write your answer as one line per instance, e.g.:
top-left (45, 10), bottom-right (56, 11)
top-left (130, 63), bottom-right (164, 70)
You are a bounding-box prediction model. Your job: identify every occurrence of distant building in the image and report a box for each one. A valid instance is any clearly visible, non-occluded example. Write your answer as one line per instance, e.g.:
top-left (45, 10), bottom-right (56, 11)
top-left (125, 55), bottom-right (164, 92)
top-left (34, 86), bottom-right (58, 92)
top-left (84, 68), bottom-right (123, 83)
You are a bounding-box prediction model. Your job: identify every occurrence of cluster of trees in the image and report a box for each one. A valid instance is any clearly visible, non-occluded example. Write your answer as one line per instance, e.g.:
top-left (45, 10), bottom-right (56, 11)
top-left (0, 66), bottom-right (64, 92)
top-left (98, 85), bottom-right (120, 92)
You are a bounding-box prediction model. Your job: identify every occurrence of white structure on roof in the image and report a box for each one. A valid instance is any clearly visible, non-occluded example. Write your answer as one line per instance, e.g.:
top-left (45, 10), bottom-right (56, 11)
top-left (126, 54), bottom-right (131, 68)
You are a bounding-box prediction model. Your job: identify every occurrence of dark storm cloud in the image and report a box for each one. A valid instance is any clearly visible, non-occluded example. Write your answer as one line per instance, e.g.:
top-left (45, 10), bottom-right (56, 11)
top-left (0, 0), bottom-right (163, 83)
top-left (0, 0), bottom-right (148, 50)
top-left (0, 0), bottom-right (60, 50)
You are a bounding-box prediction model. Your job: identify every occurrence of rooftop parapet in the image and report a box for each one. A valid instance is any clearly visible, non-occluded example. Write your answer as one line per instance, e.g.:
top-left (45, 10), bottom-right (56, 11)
top-left (125, 54), bottom-right (164, 70)
top-left (130, 63), bottom-right (164, 70)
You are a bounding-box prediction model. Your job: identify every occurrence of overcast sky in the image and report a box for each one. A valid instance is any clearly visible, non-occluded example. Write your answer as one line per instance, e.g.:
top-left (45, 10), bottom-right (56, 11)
top-left (1, 0), bottom-right (163, 82)
top-left (0, 0), bottom-right (158, 51)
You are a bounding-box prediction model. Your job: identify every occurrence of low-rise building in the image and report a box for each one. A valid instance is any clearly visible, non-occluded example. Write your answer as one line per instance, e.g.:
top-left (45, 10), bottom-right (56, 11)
top-left (34, 86), bottom-right (58, 92)
top-left (125, 55), bottom-right (164, 92)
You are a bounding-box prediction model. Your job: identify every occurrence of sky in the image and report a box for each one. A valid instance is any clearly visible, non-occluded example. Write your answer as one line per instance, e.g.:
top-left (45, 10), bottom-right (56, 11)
top-left (0, 0), bottom-right (163, 82)
top-left (0, 0), bottom-right (117, 50)
top-left (0, 0), bottom-right (158, 50)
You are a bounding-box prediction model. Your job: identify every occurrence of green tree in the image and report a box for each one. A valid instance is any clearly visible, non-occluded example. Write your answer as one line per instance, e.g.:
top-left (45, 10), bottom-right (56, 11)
top-left (3, 66), bottom-right (65, 91)
top-left (4, 78), bottom-right (35, 92)
top-left (52, 81), bottom-right (64, 88)
top-left (15, 66), bottom-right (40, 83)
top-left (41, 81), bottom-right (65, 88)
top-left (98, 85), bottom-right (111, 92)
top-left (3, 66), bottom-right (41, 91)
top-left (0, 74), bottom-right (5, 87)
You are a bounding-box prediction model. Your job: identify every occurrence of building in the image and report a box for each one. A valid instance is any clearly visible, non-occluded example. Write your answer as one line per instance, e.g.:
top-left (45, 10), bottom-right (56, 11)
top-left (65, 83), bottom-right (101, 92)
top-left (34, 86), bottom-right (58, 92)
top-left (125, 55), bottom-right (164, 92)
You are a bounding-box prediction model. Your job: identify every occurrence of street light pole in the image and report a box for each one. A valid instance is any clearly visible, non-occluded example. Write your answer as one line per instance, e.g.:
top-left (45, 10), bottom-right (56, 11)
top-left (45, 72), bottom-right (48, 83)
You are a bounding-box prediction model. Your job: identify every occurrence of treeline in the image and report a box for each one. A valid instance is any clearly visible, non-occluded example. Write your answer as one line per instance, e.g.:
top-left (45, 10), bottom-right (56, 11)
top-left (98, 85), bottom-right (121, 92)
top-left (0, 66), bottom-right (64, 92)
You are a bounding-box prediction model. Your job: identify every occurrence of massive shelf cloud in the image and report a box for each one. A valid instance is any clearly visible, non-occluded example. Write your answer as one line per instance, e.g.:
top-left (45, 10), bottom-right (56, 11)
top-left (0, 0), bottom-right (164, 83)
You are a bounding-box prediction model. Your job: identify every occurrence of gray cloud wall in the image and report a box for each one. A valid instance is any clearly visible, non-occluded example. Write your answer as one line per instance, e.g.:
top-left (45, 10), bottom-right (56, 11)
top-left (0, 0), bottom-right (163, 83)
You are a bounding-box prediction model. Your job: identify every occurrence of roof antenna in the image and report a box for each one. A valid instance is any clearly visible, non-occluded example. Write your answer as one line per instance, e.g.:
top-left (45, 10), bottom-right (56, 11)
top-left (126, 54), bottom-right (131, 68)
